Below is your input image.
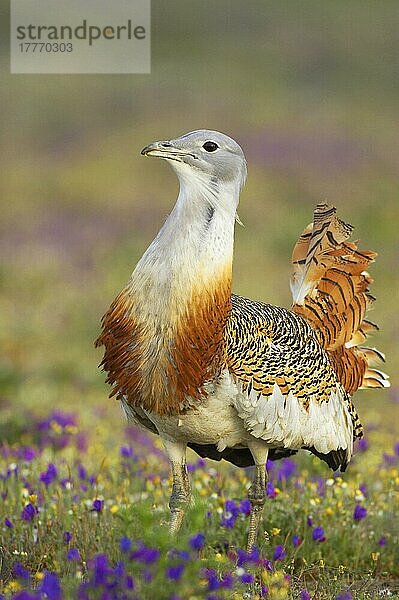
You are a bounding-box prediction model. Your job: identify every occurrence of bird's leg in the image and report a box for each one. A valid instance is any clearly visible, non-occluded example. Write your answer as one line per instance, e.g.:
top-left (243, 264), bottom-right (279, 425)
top-left (181, 459), bottom-right (191, 498)
top-left (162, 439), bottom-right (191, 536)
top-left (246, 441), bottom-right (269, 552)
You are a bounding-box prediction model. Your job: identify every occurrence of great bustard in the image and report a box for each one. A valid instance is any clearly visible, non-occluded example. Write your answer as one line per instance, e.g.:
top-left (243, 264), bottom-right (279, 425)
top-left (95, 130), bottom-right (389, 550)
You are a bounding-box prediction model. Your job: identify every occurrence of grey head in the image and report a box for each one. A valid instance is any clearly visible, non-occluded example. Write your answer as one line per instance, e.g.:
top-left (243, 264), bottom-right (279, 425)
top-left (141, 130), bottom-right (247, 190)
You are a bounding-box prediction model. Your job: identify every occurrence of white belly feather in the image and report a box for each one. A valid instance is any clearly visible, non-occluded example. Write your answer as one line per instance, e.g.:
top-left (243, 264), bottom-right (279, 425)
top-left (131, 370), bottom-right (353, 457)
top-left (143, 371), bottom-right (251, 450)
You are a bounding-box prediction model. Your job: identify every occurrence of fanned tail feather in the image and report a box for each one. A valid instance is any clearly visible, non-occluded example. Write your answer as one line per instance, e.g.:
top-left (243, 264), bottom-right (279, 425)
top-left (290, 203), bottom-right (389, 395)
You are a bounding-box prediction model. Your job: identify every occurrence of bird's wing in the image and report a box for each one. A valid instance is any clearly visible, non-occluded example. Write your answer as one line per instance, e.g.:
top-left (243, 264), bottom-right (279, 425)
top-left (290, 203), bottom-right (389, 394)
top-left (226, 295), bottom-right (358, 470)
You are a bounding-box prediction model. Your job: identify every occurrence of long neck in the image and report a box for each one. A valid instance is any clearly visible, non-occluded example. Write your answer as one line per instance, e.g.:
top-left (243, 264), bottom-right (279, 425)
top-left (98, 180), bottom-right (240, 416)
top-left (130, 179), bottom-right (238, 315)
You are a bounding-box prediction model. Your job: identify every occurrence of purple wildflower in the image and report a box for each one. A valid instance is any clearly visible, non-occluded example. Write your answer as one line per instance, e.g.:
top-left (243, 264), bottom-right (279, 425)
top-left (4, 517), bottom-right (13, 528)
top-left (237, 546), bottom-right (260, 566)
top-left (383, 453), bottom-right (397, 465)
top-left (378, 536), bottom-right (387, 546)
top-left (221, 572), bottom-right (234, 588)
top-left (67, 548), bottom-right (80, 561)
top-left (168, 549), bottom-right (190, 561)
top-left (35, 411), bottom-right (77, 451)
top-left (236, 498), bottom-right (250, 515)
top-left (353, 505), bottom-right (367, 520)
top-left (39, 463), bottom-right (57, 487)
top-left (189, 533), bottom-right (205, 550)
top-left (225, 499), bottom-right (238, 513)
top-left (207, 571), bottom-right (220, 591)
top-left (59, 477), bottom-right (72, 488)
top-left (220, 499), bottom-right (239, 528)
top-left (266, 481), bottom-right (277, 498)
top-left (187, 458), bottom-right (205, 472)
top-left (125, 575), bottom-right (134, 589)
top-left (240, 572), bottom-right (255, 584)
top-left (38, 571), bottom-right (62, 600)
top-left (336, 593), bottom-right (353, 600)
top-left (91, 499), bottom-right (104, 512)
top-left (316, 477), bottom-right (326, 497)
top-left (13, 562), bottom-right (31, 580)
top-left (300, 591), bottom-right (311, 600)
top-left (312, 526), bottom-right (326, 542)
top-left (10, 592), bottom-right (38, 600)
top-left (357, 438), bottom-right (368, 452)
top-left (201, 568), bottom-right (221, 591)
top-left (18, 447), bottom-right (37, 461)
top-left (129, 542), bottom-right (160, 564)
top-left (90, 554), bottom-right (109, 585)
top-left (262, 558), bottom-right (273, 571)
top-left (120, 445), bottom-right (135, 458)
top-left (307, 516), bottom-right (313, 527)
top-left (63, 531), bottom-right (72, 544)
top-left (292, 535), bottom-right (302, 547)
top-left (76, 432), bottom-right (88, 453)
top-left (140, 547), bottom-right (160, 564)
top-left (52, 410), bottom-right (76, 428)
top-left (77, 464), bottom-right (88, 480)
top-left (277, 458), bottom-right (297, 480)
top-left (273, 545), bottom-right (286, 561)
top-left (21, 503), bottom-right (37, 521)
top-left (120, 537), bottom-right (132, 553)
top-left (166, 564), bottom-right (185, 581)
top-left (114, 561), bottom-right (124, 578)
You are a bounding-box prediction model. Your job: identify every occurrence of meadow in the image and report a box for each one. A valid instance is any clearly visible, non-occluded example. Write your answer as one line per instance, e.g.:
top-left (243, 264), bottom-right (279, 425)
top-left (0, 402), bottom-right (398, 599)
top-left (1, 1), bottom-right (399, 598)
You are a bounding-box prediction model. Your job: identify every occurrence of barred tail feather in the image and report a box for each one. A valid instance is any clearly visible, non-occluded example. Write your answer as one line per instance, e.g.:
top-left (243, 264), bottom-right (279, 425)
top-left (290, 203), bottom-right (389, 395)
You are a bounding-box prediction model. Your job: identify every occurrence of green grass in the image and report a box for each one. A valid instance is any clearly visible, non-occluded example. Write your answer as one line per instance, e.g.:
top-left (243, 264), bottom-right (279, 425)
top-left (0, 408), bottom-right (398, 598)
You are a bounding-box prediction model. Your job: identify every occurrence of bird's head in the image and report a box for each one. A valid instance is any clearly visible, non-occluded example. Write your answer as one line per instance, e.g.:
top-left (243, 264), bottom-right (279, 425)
top-left (141, 130), bottom-right (247, 193)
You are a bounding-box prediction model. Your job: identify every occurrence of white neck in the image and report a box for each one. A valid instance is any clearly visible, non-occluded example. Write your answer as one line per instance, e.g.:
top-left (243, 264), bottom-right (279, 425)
top-left (129, 173), bottom-right (240, 313)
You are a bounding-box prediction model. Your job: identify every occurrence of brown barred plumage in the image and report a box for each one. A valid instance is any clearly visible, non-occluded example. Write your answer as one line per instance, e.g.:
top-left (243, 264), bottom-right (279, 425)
top-left (291, 203), bottom-right (389, 396)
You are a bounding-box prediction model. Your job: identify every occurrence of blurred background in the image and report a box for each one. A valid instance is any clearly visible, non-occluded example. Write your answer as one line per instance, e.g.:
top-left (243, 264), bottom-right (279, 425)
top-left (1, 1), bottom-right (398, 442)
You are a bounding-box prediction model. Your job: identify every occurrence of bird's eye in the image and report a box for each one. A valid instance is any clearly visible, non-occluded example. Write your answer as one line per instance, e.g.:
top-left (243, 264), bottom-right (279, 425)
top-left (202, 141), bottom-right (219, 152)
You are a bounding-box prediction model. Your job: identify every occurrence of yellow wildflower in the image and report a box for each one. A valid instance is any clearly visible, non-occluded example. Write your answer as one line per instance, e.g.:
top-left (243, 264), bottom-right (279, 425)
top-left (371, 552), bottom-right (380, 562)
top-left (50, 421), bottom-right (63, 434)
top-left (6, 582), bottom-right (22, 593)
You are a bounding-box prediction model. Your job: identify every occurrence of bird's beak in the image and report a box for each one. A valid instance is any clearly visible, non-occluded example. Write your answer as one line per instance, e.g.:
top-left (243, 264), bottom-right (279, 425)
top-left (141, 140), bottom-right (174, 157)
top-left (141, 140), bottom-right (194, 162)
top-left (141, 141), bottom-right (166, 157)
